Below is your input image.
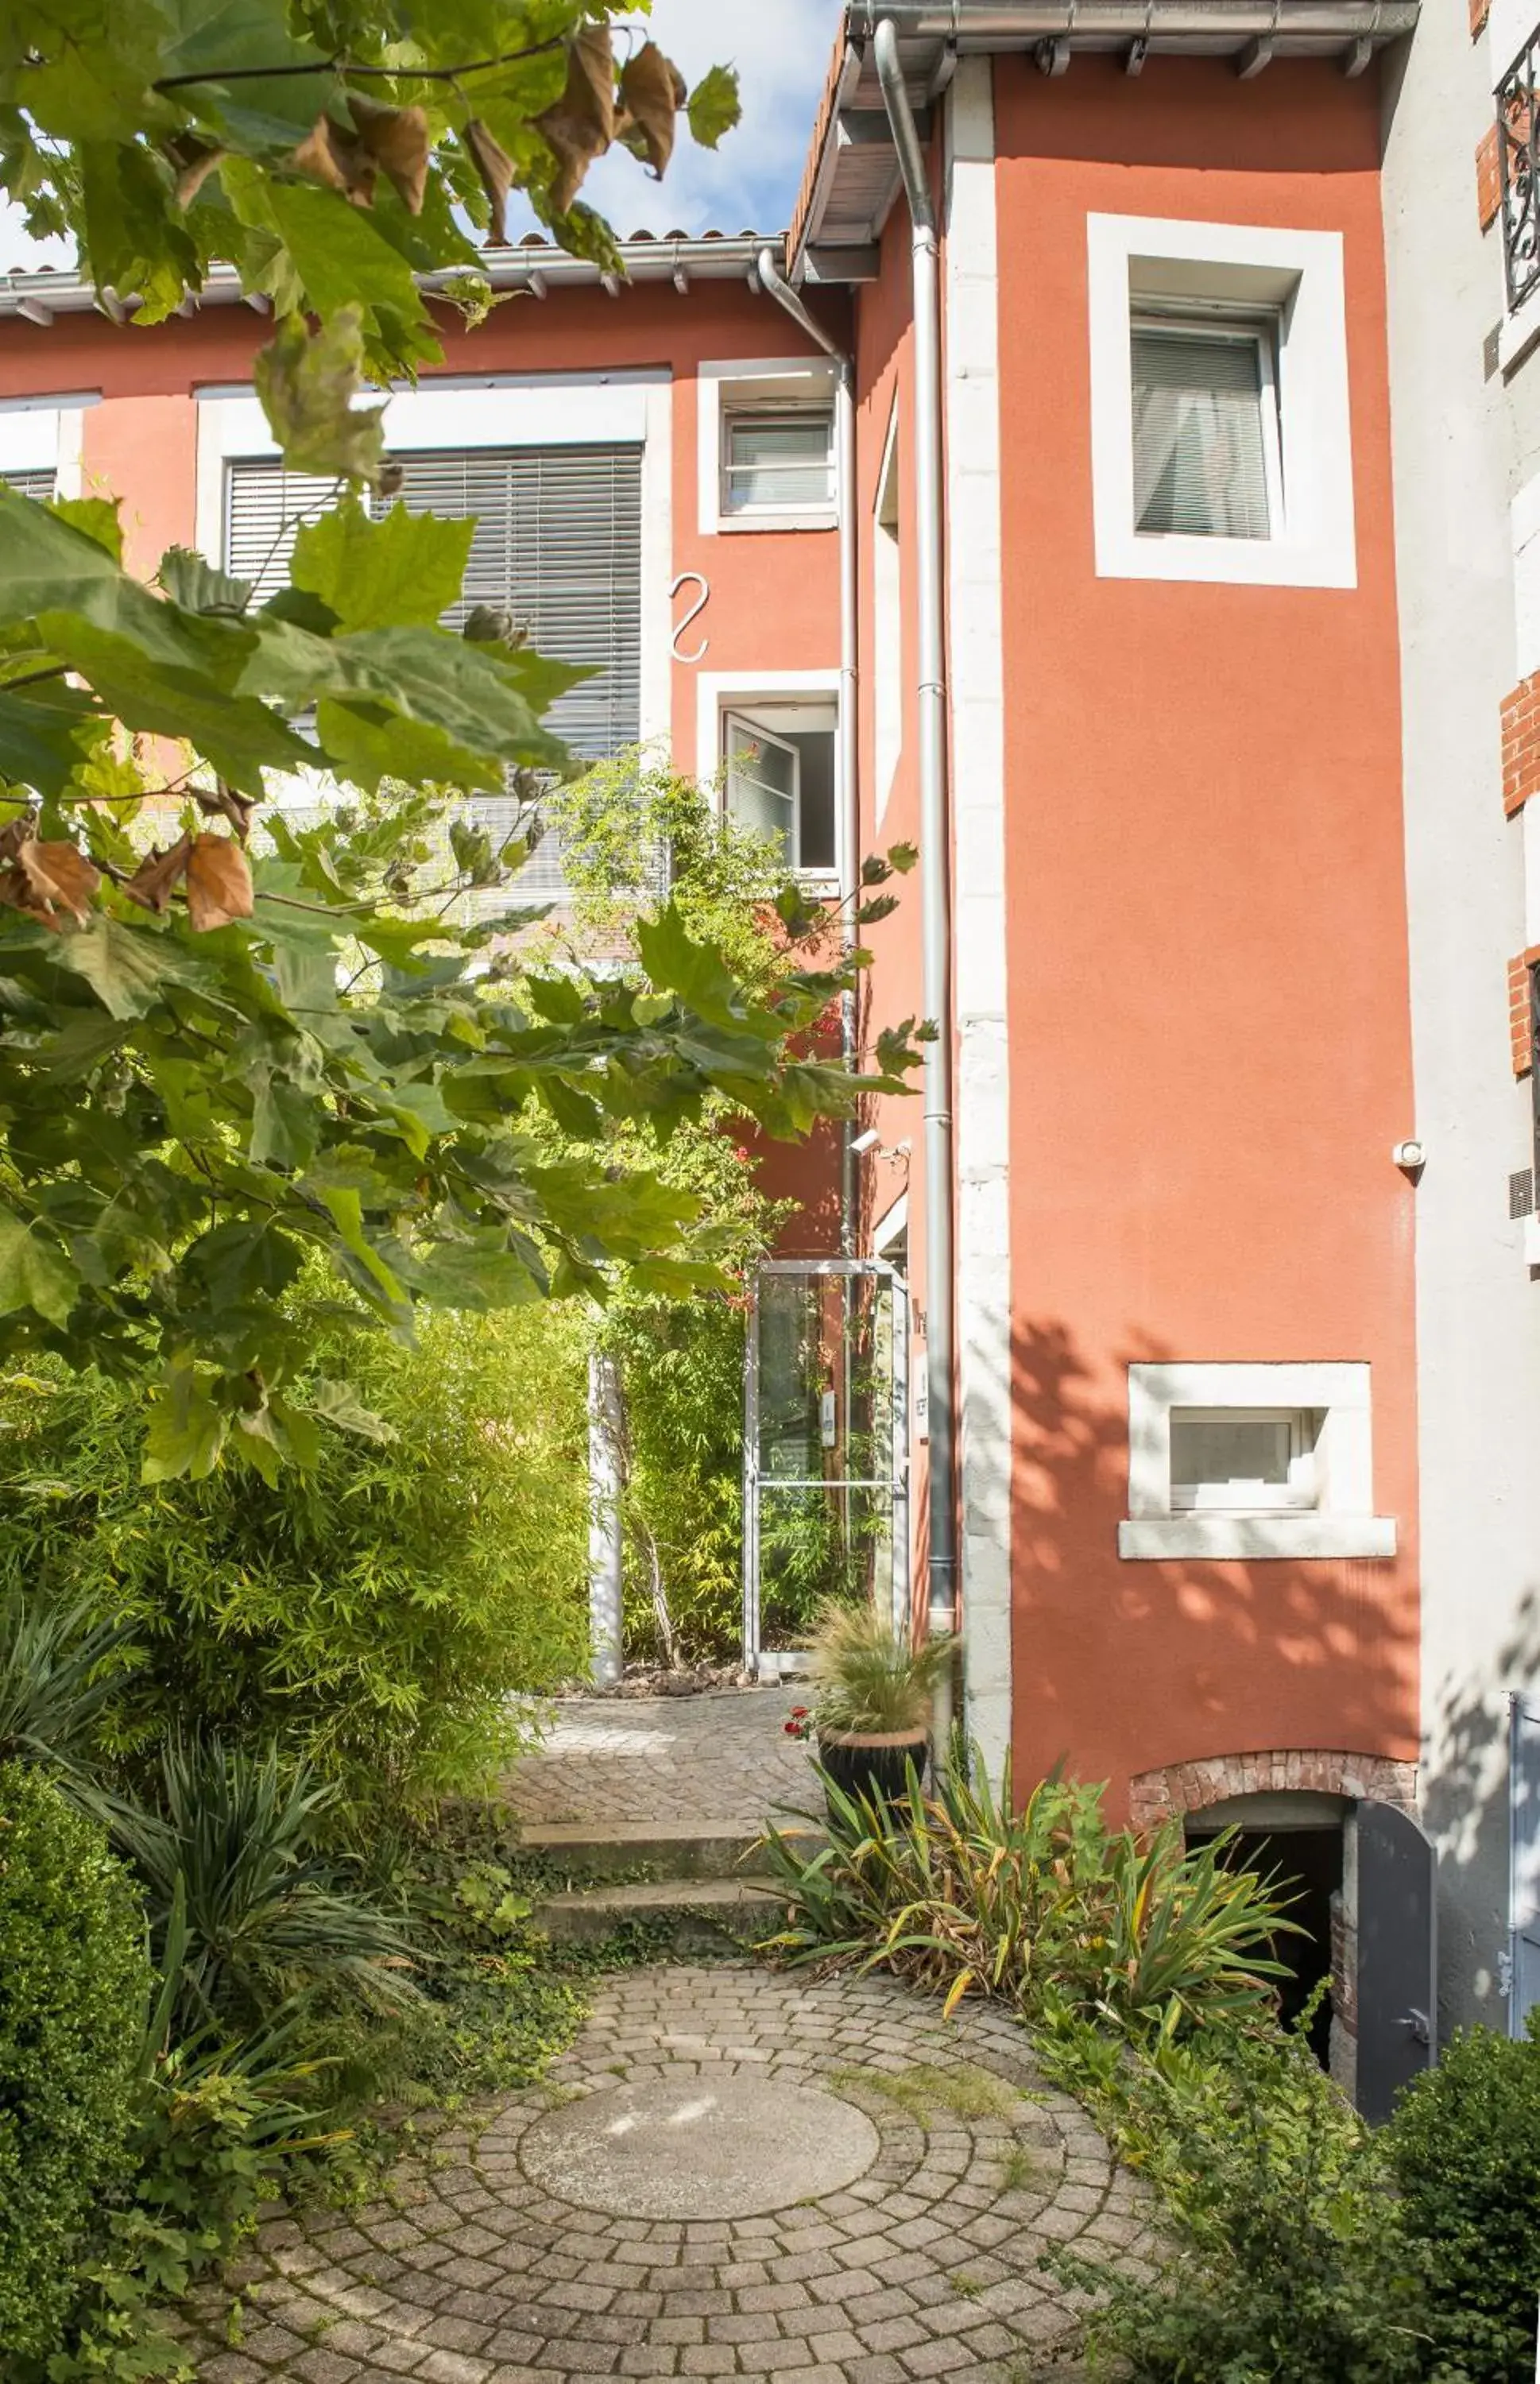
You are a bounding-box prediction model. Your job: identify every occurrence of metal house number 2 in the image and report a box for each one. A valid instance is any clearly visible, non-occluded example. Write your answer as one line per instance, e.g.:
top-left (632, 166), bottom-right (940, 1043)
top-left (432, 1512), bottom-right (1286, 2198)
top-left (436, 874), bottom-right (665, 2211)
top-left (670, 571), bottom-right (710, 665)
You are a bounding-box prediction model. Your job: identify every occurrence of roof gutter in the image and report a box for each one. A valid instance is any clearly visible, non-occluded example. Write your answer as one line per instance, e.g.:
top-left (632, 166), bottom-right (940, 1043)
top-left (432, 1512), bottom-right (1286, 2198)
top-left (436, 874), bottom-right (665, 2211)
top-left (847, 0), bottom-right (1414, 36)
top-left (874, 20), bottom-right (958, 1705)
top-left (756, 247), bottom-right (861, 1261)
top-left (0, 237), bottom-right (776, 323)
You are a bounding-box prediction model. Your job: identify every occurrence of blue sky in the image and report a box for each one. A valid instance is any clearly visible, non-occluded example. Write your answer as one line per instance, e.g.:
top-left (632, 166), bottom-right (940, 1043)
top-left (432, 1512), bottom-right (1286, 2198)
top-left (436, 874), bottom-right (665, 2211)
top-left (0, 1), bottom-right (846, 271)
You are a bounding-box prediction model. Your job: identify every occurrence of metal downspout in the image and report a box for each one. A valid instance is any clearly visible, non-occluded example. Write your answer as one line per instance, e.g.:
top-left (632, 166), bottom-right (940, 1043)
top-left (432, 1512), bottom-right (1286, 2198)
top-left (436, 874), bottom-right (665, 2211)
top-left (757, 248), bottom-right (861, 1258)
top-left (874, 21), bottom-right (958, 1733)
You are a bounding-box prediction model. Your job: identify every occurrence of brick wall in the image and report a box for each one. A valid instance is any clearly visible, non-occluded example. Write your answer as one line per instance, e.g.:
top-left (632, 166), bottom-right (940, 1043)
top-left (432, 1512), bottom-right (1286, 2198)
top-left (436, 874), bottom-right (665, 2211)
top-left (1480, 123), bottom-right (1503, 229)
top-left (1127, 1747), bottom-right (1418, 1833)
top-left (1509, 947), bottom-right (1540, 1077)
top-left (1501, 672), bottom-right (1540, 815)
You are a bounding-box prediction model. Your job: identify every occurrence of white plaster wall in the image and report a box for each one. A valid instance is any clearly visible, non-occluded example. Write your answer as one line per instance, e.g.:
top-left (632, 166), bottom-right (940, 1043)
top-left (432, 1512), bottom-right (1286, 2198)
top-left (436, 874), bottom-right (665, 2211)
top-left (944, 58), bottom-right (1013, 1783)
top-left (1382, 14), bottom-right (1540, 2035)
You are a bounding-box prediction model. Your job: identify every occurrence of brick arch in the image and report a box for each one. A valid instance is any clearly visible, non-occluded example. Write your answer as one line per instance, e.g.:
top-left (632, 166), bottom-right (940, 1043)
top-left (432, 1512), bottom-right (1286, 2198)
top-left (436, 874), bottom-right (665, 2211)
top-left (1128, 1748), bottom-right (1418, 1834)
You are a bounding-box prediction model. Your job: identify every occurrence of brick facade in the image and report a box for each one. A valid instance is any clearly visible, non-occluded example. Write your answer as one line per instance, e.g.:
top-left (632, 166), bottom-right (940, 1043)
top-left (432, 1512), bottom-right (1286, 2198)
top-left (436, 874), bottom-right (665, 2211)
top-left (1479, 123), bottom-right (1503, 229)
top-left (1509, 946), bottom-right (1540, 1077)
top-left (1501, 672), bottom-right (1540, 815)
top-left (1127, 1747), bottom-right (1418, 1832)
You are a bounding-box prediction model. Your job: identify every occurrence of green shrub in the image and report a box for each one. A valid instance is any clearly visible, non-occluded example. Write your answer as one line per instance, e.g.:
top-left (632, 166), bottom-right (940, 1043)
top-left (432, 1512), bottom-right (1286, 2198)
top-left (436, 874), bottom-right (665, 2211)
top-left (0, 1760), bottom-right (149, 2360)
top-left (1383, 2016), bottom-right (1540, 2382)
top-left (0, 1302), bottom-right (590, 1816)
top-left (759, 1753), bottom-right (1296, 2038)
top-left (1053, 2011), bottom-right (1428, 2383)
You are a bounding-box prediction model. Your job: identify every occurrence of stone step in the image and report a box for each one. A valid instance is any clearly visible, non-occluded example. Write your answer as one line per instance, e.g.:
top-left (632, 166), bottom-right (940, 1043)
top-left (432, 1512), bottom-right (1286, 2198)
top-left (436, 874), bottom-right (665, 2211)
top-left (532, 1875), bottom-right (787, 1952)
top-left (517, 1820), bottom-right (822, 1883)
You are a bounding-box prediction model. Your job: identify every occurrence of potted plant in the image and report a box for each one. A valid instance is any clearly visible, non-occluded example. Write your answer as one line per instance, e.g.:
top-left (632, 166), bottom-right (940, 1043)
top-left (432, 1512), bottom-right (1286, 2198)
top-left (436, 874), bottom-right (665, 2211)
top-left (784, 1602), bottom-right (953, 1806)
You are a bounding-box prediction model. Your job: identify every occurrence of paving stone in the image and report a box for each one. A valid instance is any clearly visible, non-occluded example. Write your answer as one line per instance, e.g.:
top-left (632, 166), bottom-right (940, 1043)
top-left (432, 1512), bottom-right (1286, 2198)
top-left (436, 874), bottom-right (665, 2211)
top-left (178, 1828), bottom-right (1147, 2384)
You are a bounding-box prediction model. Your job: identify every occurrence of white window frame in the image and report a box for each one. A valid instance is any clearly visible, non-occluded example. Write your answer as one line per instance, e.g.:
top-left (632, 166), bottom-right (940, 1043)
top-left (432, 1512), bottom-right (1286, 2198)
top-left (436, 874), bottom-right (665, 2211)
top-left (1088, 214), bottom-right (1356, 590)
top-left (1130, 309), bottom-right (1285, 544)
top-left (195, 373), bottom-right (672, 755)
top-left (1120, 1362), bottom-right (1395, 1561)
top-left (1168, 1406), bottom-right (1318, 1514)
top-left (720, 397), bottom-right (836, 526)
top-left (0, 392), bottom-right (95, 497)
top-left (873, 400), bottom-right (903, 822)
top-left (698, 668), bottom-right (843, 888)
top-left (697, 358), bottom-right (840, 536)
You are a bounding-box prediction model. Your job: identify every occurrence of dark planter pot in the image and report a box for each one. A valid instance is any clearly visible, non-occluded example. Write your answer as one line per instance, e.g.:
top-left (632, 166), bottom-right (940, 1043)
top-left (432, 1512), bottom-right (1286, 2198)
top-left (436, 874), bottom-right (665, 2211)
top-left (817, 1728), bottom-right (929, 1812)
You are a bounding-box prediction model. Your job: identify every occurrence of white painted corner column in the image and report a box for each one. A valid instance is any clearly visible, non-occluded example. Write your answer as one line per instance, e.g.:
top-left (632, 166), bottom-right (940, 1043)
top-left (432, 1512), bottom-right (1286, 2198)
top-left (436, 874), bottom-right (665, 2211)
top-left (587, 1349), bottom-right (625, 1687)
top-left (944, 59), bottom-right (1013, 1782)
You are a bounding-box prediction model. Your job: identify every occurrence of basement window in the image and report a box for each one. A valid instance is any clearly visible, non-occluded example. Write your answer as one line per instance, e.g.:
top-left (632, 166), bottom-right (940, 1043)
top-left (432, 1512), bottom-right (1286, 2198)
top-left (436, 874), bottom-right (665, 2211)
top-left (1170, 1408), bottom-right (1320, 1514)
top-left (1120, 1363), bottom-right (1395, 1561)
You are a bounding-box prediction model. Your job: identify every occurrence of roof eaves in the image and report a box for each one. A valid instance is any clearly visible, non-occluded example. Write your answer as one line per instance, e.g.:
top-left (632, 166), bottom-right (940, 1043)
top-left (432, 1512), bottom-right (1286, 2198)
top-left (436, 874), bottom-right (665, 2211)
top-left (0, 233), bottom-right (784, 324)
top-left (790, 0), bottom-right (1421, 277)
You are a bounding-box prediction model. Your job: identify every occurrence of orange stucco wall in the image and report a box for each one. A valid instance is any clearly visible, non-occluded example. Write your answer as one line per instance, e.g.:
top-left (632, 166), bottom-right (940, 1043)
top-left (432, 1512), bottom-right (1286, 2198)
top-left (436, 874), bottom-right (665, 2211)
top-left (0, 277), bottom-right (847, 767)
top-left (0, 277), bottom-right (848, 1249)
top-left (985, 61), bottom-right (1419, 1807)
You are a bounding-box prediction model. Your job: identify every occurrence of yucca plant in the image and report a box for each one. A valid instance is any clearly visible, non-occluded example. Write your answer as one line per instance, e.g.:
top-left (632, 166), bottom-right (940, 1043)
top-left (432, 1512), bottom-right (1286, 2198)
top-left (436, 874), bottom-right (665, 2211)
top-left (114, 1736), bottom-right (420, 2034)
top-left (0, 1589), bottom-right (133, 1778)
top-left (760, 1747), bottom-right (1298, 2040)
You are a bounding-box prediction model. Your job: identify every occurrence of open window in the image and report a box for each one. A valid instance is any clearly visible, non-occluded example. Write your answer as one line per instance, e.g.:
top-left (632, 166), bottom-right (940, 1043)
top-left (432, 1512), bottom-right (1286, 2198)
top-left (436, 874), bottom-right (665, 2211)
top-left (723, 699), bottom-right (839, 880)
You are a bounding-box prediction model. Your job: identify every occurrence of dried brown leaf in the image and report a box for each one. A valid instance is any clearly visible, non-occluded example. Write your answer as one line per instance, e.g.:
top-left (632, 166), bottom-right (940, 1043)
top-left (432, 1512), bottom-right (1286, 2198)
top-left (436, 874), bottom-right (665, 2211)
top-left (289, 114), bottom-right (376, 206)
top-left (350, 94), bottom-right (431, 215)
top-left (122, 834), bottom-right (193, 915)
top-left (618, 41), bottom-right (687, 180)
top-left (536, 25), bottom-right (617, 215)
top-left (185, 834), bottom-right (254, 934)
top-left (17, 838), bottom-right (101, 927)
top-left (463, 118), bottom-right (517, 246)
top-left (168, 136), bottom-right (227, 208)
top-left (193, 783), bottom-right (258, 839)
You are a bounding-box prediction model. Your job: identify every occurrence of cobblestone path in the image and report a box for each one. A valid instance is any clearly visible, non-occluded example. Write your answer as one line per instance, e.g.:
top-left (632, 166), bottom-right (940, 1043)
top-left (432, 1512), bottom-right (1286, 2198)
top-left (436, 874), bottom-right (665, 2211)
top-left (183, 1966), bottom-right (1153, 2384)
top-left (505, 1692), bottom-right (817, 1834)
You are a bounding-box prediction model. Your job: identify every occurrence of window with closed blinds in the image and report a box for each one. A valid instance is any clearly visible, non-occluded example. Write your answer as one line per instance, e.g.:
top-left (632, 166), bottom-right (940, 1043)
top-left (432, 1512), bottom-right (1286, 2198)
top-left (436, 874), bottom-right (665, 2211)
top-left (722, 408), bottom-right (834, 514)
top-left (225, 443), bottom-right (643, 900)
top-left (2, 467), bottom-right (56, 501)
top-left (1131, 323), bottom-right (1275, 541)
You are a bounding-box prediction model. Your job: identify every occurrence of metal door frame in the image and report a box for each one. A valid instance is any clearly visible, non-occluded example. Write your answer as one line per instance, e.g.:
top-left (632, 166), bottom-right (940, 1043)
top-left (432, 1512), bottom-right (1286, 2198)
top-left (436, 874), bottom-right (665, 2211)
top-left (743, 1257), bottom-right (911, 1675)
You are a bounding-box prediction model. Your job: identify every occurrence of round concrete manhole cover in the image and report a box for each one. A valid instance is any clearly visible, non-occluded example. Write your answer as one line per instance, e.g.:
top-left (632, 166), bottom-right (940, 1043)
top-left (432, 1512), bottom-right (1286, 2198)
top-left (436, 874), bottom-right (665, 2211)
top-left (519, 2069), bottom-right (882, 2219)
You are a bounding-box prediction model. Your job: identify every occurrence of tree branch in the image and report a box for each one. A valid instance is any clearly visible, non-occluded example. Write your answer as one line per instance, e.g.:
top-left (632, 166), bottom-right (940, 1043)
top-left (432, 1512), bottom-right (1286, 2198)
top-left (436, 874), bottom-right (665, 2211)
top-left (152, 37), bottom-right (565, 93)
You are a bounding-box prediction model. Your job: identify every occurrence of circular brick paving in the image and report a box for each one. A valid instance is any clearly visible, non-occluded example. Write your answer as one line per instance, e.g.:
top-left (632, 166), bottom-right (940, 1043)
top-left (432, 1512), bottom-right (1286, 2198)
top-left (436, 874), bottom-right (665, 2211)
top-left (180, 1965), bottom-right (1155, 2383)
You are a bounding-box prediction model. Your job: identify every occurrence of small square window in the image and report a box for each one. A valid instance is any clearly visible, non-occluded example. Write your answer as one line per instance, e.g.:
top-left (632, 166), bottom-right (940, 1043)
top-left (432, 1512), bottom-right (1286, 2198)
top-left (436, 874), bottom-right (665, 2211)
top-left (1120, 1362), bottom-right (1395, 1562)
top-left (722, 404), bottom-right (835, 518)
top-left (722, 702), bottom-right (838, 878)
top-left (1169, 1408), bottom-right (1320, 1515)
top-left (1131, 316), bottom-right (1281, 542)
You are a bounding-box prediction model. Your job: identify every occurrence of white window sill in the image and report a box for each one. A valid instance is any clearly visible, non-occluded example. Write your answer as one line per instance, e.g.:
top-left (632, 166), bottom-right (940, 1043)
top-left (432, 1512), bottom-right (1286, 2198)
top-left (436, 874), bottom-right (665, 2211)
top-left (1119, 1515), bottom-right (1397, 1562)
top-left (714, 511), bottom-right (838, 536)
top-left (1098, 528), bottom-right (1356, 590)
